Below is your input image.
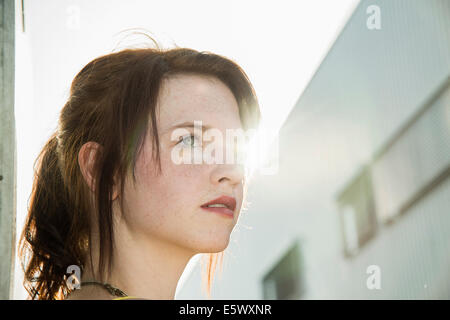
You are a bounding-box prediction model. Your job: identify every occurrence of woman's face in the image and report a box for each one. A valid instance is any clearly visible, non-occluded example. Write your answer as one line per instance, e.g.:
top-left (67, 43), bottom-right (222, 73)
top-left (119, 74), bottom-right (245, 253)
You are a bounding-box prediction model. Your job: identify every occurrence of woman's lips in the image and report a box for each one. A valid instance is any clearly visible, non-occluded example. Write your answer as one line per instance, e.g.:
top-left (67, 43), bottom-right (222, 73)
top-left (201, 196), bottom-right (236, 218)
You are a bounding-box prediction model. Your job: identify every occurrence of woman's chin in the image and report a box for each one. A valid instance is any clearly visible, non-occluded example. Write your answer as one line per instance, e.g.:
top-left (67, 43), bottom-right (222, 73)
top-left (192, 236), bottom-right (231, 254)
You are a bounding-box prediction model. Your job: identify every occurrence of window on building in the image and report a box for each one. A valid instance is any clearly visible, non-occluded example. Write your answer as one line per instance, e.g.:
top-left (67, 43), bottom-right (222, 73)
top-left (371, 80), bottom-right (450, 223)
top-left (262, 241), bottom-right (305, 299)
top-left (337, 166), bottom-right (378, 257)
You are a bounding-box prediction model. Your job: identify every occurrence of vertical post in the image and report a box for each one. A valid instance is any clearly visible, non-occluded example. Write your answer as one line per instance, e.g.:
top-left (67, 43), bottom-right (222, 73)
top-left (0, 0), bottom-right (16, 300)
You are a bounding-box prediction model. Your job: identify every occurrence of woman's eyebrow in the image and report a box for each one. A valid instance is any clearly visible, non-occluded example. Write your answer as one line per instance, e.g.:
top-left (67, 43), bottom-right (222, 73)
top-left (163, 121), bottom-right (212, 134)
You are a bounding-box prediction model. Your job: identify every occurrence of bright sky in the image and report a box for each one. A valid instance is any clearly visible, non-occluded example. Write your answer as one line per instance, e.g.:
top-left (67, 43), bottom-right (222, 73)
top-left (13, 0), bottom-right (359, 299)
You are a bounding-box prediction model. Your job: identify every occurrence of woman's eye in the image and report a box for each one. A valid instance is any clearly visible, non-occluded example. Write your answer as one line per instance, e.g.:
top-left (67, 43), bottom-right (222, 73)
top-left (178, 135), bottom-right (200, 148)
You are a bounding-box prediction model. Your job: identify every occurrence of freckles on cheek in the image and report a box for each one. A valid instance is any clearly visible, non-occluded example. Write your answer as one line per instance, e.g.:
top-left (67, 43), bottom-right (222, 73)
top-left (177, 166), bottom-right (202, 180)
top-left (161, 154), bottom-right (204, 186)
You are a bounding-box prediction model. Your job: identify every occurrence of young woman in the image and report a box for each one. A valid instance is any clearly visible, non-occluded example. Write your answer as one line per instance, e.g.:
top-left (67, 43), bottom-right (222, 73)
top-left (18, 43), bottom-right (260, 300)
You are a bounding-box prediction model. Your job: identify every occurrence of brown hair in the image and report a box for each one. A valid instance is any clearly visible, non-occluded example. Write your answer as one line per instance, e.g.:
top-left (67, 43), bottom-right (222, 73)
top-left (18, 43), bottom-right (260, 300)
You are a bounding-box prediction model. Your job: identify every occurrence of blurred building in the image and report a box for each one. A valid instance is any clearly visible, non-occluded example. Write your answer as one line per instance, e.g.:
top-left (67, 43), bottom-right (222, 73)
top-left (176, 0), bottom-right (450, 299)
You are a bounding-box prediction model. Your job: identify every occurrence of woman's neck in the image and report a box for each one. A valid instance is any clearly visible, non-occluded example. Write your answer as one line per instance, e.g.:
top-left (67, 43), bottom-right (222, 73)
top-left (75, 221), bottom-right (196, 300)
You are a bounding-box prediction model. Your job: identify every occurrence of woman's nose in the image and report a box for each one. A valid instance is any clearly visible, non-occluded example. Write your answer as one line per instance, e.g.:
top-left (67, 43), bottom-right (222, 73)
top-left (210, 163), bottom-right (245, 186)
